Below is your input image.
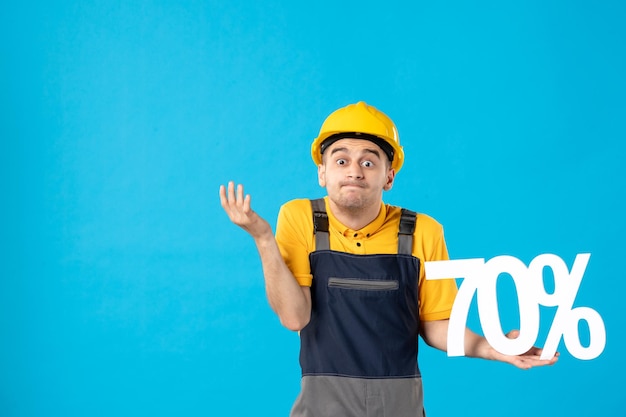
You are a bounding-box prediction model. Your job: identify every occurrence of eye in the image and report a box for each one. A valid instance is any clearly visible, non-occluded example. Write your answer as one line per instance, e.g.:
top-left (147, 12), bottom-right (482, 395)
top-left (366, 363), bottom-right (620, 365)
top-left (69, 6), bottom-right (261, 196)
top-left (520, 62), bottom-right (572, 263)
top-left (336, 159), bottom-right (347, 166)
top-left (361, 160), bottom-right (374, 168)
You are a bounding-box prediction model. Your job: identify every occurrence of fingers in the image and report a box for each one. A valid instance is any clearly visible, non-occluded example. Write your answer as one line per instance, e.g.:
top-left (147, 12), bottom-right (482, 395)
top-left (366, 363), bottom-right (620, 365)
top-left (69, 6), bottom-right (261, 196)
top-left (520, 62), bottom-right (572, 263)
top-left (520, 356), bottom-right (559, 369)
top-left (228, 181), bottom-right (237, 206)
top-left (218, 181), bottom-right (271, 238)
top-left (237, 183), bottom-right (244, 205)
top-left (219, 184), bottom-right (228, 208)
top-left (510, 352), bottom-right (559, 370)
top-left (490, 342), bottom-right (559, 370)
top-left (244, 193), bottom-right (252, 214)
top-left (219, 181), bottom-right (247, 208)
top-left (219, 181), bottom-right (254, 222)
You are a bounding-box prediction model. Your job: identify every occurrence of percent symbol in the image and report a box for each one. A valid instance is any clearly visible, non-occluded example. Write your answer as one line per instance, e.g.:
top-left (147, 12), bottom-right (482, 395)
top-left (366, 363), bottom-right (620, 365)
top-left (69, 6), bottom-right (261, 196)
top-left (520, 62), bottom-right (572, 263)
top-left (425, 253), bottom-right (606, 361)
top-left (529, 254), bottom-right (606, 360)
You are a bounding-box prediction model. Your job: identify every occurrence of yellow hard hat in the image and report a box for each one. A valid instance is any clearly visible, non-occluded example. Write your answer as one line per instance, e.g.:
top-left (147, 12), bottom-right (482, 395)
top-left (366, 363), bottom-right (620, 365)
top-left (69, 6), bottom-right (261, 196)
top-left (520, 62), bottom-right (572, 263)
top-left (311, 101), bottom-right (404, 172)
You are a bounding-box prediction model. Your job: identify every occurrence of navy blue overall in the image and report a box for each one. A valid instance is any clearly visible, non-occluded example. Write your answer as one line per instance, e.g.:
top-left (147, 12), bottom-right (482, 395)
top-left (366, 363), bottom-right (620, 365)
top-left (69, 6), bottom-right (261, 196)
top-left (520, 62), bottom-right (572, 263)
top-left (290, 199), bottom-right (424, 417)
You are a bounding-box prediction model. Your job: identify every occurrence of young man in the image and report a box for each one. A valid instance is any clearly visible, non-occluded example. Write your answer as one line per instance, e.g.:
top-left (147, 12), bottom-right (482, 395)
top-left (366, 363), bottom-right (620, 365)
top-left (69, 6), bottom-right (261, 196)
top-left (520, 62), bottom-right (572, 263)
top-left (219, 102), bottom-right (557, 416)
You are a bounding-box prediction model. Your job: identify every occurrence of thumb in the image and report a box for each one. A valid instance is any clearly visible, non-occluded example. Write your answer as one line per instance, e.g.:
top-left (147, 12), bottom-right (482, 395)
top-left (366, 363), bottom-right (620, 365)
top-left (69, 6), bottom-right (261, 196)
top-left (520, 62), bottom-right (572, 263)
top-left (506, 329), bottom-right (521, 339)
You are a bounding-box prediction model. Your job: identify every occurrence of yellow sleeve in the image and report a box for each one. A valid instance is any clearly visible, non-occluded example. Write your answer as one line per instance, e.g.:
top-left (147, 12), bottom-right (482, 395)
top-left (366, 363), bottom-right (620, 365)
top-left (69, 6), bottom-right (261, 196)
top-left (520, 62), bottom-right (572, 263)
top-left (275, 199), bottom-right (315, 287)
top-left (415, 215), bottom-right (458, 322)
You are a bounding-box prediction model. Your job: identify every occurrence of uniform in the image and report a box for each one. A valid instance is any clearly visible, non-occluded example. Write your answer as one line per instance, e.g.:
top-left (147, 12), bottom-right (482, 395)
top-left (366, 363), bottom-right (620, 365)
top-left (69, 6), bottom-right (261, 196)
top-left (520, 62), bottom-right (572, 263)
top-left (275, 197), bottom-right (458, 416)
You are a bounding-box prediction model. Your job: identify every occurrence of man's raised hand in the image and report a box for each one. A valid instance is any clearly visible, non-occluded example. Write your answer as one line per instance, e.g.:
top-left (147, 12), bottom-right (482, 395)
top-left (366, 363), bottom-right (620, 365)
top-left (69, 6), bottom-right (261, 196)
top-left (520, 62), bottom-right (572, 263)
top-left (219, 181), bottom-right (272, 239)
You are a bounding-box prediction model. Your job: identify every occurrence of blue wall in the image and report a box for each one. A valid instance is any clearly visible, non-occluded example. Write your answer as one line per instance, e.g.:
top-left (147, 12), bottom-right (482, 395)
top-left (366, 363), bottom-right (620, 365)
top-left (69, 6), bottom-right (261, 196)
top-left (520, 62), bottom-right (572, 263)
top-left (2, 1), bottom-right (624, 415)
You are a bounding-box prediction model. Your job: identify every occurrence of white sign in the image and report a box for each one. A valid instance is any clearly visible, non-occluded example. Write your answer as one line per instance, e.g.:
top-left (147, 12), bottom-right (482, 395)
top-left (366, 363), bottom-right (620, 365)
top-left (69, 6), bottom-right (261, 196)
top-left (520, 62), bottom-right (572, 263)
top-left (425, 253), bottom-right (606, 360)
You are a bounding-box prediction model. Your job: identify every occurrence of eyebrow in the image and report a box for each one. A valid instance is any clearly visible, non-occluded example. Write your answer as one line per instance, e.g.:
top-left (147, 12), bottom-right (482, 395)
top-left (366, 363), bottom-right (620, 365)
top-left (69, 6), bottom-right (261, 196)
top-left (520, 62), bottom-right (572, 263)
top-left (329, 147), bottom-right (382, 159)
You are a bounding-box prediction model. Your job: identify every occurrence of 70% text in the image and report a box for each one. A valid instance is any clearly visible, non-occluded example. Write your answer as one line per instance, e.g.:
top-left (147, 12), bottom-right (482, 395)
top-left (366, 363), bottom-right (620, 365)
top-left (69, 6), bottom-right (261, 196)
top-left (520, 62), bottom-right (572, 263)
top-left (426, 253), bottom-right (606, 360)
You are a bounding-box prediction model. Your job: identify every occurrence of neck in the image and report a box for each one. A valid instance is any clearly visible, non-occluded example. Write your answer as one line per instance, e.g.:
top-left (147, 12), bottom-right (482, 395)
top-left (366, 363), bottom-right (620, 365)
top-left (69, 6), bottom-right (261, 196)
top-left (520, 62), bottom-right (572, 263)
top-left (327, 199), bottom-right (381, 230)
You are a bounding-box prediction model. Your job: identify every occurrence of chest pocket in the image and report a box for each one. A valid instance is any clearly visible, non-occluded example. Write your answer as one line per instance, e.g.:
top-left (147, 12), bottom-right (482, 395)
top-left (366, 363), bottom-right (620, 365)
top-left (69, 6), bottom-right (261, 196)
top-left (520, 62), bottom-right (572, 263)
top-left (328, 277), bottom-right (399, 291)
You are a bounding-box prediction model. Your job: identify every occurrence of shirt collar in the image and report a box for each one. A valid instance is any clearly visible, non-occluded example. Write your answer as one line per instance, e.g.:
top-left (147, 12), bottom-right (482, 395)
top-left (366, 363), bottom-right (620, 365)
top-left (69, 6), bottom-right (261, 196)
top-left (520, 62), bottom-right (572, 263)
top-left (325, 197), bottom-right (387, 238)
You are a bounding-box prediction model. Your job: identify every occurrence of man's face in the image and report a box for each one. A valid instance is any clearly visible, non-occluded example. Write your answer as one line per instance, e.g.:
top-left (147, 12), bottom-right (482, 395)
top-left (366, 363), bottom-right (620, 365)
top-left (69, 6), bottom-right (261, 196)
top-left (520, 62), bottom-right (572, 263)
top-left (318, 138), bottom-right (395, 212)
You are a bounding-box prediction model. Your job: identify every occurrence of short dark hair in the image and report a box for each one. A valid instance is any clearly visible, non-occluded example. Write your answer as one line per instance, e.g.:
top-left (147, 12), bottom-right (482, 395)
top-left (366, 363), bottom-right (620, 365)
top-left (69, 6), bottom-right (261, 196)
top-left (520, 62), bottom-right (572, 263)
top-left (319, 132), bottom-right (394, 163)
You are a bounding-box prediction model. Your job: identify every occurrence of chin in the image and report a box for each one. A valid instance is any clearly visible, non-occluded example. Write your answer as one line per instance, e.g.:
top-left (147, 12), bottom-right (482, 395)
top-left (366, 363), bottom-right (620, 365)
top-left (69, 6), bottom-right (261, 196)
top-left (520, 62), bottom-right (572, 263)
top-left (335, 197), bottom-right (368, 210)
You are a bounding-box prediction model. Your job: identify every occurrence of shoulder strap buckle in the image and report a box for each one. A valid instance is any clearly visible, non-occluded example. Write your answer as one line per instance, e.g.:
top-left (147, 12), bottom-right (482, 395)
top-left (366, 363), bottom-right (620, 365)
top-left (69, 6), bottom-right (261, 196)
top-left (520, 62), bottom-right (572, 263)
top-left (311, 199), bottom-right (330, 251)
top-left (398, 208), bottom-right (417, 255)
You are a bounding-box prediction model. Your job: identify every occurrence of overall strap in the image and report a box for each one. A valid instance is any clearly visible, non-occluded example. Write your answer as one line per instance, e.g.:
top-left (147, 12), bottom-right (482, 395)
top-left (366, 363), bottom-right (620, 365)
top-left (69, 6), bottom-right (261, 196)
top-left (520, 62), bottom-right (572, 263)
top-left (311, 199), bottom-right (416, 254)
top-left (310, 198), bottom-right (330, 251)
top-left (398, 208), bottom-right (417, 255)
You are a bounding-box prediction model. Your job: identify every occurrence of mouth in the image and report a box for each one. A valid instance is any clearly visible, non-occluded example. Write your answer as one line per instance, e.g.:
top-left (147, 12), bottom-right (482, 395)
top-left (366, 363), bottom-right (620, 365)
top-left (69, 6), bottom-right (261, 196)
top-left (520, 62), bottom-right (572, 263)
top-left (340, 182), bottom-right (366, 189)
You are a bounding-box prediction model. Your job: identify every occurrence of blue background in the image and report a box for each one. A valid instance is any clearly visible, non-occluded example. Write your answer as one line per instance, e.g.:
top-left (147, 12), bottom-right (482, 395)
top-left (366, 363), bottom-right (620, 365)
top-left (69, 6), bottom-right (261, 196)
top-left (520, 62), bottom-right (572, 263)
top-left (2, 1), bottom-right (625, 416)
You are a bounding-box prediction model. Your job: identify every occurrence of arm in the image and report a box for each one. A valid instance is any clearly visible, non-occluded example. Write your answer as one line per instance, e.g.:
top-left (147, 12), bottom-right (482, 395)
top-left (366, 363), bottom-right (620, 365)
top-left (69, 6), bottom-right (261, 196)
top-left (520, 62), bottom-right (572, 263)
top-left (420, 320), bottom-right (559, 370)
top-left (219, 181), bottom-right (311, 331)
top-left (418, 219), bottom-right (558, 369)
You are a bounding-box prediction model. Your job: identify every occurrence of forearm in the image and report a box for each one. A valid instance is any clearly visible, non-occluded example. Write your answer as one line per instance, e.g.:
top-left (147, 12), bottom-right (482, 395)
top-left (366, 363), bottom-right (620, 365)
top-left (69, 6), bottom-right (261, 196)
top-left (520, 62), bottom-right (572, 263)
top-left (254, 232), bottom-right (311, 331)
top-left (219, 182), bottom-right (311, 331)
top-left (420, 319), bottom-right (449, 351)
top-left (421, 320), bottom-right (490, 358)
top-left (462, 328), bottom-right (491, 359)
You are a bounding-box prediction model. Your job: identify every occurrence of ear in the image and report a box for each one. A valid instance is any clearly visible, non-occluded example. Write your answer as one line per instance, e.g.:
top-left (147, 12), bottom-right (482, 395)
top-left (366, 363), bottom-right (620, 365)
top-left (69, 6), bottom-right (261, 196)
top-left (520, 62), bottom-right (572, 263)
top-left (317, 164), bottom-right (326, 187)
top-left (383, 168), bottom-right (395, 191)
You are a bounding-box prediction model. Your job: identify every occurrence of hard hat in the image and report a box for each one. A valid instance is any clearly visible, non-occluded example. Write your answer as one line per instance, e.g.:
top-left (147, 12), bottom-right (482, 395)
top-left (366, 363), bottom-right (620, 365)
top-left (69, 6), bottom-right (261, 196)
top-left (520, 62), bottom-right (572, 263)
top-left (311, 101), bottom-right (404, 172)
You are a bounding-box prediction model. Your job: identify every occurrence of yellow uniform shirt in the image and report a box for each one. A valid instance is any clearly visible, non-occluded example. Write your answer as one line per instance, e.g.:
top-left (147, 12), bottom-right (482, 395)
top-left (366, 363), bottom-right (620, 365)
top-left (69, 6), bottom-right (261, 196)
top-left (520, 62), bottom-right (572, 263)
top-left (275, 197), bottom-right (458, 322)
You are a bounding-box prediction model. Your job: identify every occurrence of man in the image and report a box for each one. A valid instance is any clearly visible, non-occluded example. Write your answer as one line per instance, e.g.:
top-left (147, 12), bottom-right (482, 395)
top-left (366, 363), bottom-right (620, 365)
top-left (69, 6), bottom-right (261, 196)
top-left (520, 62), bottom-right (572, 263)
top-left (219, 101), bottom-right (557, 416)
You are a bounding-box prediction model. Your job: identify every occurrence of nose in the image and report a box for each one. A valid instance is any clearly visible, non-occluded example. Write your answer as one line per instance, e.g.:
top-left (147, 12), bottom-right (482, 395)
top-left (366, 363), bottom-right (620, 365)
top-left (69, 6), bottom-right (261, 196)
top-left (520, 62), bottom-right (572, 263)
top-left (346, 163), bottom-right (364, 179)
